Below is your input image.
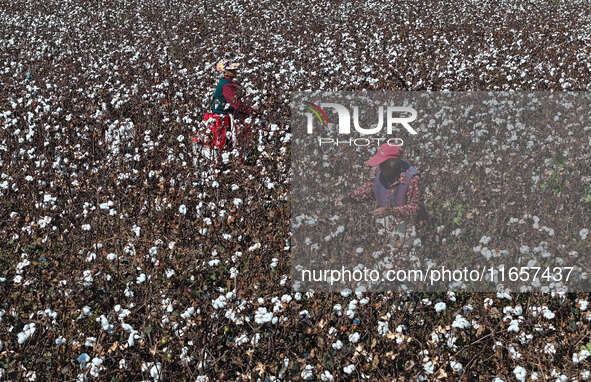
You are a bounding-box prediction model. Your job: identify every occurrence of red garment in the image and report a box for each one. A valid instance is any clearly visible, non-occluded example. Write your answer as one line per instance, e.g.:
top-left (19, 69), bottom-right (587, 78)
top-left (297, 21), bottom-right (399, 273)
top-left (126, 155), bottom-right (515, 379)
top-left (193, 113), bottom-right (230, 149)
top-left (221, 76), bottom-right (253, 116)
top-left (349, 166), bottom-right (422, 218)
top-left (194, 113), bottom-right (252, 158)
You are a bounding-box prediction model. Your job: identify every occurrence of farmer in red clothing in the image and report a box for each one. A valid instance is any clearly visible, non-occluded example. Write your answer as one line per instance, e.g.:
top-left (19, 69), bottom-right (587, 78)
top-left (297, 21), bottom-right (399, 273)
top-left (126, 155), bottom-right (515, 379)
top-left (211, 59), bottom-right (259, 119)
top-left (195, 58), bottom-right (258, 160)
top-left (336, 143), bottom-right (428, 246)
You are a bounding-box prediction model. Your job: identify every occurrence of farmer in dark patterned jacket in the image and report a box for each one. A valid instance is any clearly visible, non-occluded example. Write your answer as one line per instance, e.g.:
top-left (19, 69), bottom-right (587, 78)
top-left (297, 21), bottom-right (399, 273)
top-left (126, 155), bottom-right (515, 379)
top-left (336, 143), bottom-right (427, 242)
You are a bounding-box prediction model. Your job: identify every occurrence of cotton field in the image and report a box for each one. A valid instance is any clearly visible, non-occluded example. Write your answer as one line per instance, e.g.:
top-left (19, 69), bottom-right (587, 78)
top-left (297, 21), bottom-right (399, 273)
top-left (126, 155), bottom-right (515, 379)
top-left (1, 0), bottom-right (591, 380)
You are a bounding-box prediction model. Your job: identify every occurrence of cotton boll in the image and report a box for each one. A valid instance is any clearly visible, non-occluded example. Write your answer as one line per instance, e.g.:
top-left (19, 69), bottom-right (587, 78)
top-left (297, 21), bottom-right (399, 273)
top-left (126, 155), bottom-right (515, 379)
top-left (301, 365), bottom-right (314, 380)
top-left (451, 315), bottom-right (470, 329)
top-left (17, 323), bottom-right (36, 344)
top-left (513, 366), bottom-right (527, 382)
top-left (434, 302), bottom-right (446, 312)
top-left (77, 353), bottom-right (90, 368)
top-left (331, 340), bottom-right (343, 350)
top-left (343, 364), bottom-right (355, 375)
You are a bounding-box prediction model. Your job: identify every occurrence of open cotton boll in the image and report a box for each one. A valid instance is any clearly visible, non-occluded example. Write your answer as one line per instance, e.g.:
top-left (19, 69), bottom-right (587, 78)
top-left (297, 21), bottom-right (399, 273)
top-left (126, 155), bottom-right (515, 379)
top-left (17, 323), bottom-right (36, 344)
top-left (254, 307), bottom-right (273, 324)
top-left (513, 366), bottom-right (527, 382)
top-left (451, 315), bottom-right (470, 329)
top-left (434, 302), bottom-right (446, 312)
top-left (348, 332), bottom-right (360, 343)
top-left (97, 315), bottom-right (113, 334)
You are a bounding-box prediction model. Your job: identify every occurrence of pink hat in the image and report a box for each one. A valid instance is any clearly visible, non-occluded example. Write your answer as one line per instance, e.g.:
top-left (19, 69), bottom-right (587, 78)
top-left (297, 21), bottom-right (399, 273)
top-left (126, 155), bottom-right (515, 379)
top-left (366, 143), bottom-right (403, 166)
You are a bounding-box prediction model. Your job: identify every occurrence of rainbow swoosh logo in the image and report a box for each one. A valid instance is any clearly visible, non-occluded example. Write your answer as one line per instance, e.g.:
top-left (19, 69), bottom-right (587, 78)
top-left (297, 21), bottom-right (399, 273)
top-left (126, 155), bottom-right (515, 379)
top-left (303, 101), bottom-right (328, 125)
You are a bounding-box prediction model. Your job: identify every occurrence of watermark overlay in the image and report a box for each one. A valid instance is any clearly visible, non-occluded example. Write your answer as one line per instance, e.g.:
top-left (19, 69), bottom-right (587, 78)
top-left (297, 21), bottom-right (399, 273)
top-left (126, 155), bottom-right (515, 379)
top-left (290, 91), bottom-right (591, 293)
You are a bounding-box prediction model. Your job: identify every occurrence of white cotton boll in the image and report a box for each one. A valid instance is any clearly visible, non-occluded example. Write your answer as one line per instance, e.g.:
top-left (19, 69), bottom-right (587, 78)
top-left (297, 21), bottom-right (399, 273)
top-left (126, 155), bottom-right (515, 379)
top-left (270, 258), bottom-right (278, 269)
top-left (424, 361), bottom-right (435, 374)
top-left (580, 228), bottom-right (589, 241)
top-left (496, 291), bottom-right (512, 300)
top-left (90, 358), bottom-right (103, 378)
top-left (301, 365), bottom-right (314, 380)
top-left (124, 284), bottom-right (134, 297)
top-left (212, 295), bottom-right (227, 309)
top-left (17, 323), bottom-right (36, 344)
top-left (343, 364), bottom-right (355, 375)
top-left (348, 332), bottom-right (360, 343)
top-left (507, 320), bottom-right (520, 333)
top-left (208, 259), bottom-right (219, 266)
top-left (513, 366), bottom-right (527, 382)
top-left (166, 269), bottom-right (175, 278)
top-left (479, 235), bottom-right (490, 245)
top-left (320, 370), bottom-right (334, 381)
top-left (450, 360), bottom-right (462, 373)
top-left (136, 273), bottom-right (146, 284)
top-left (150, 363), bottom-right (162, 381)
top-left (248, 242), bottom-right (261, 252)
top-left (542, 307), bottom-right (555, 320)
top-left (106, 253), bottom-right (118, 261)
top-left (81, 224), bottom-right (91, 231)
top-left (451, 315), bottom-right (470, 329)
top-left (132, 225), bottom-right (140, 237)
top-left (180, 307), bottom-right (195, 319)
top-left (233, 198), bottom-right (243, 207)
top-left (121, 323), bottom-right (134, 332)
top-left (378, 321), bottom-right (389, 335)
top-left (235, 334), bottom-right (249, 346)
top-left (97, 315), bottom-right (113, 334)
top-left (332, 340), bottom-right (343, 350)
top-left (179, 204), bottom-right (187, 215)
top-left (544, 343), bottom-right (556, 355)
top-left (573, 349), bottom-right (590, 363)
top-left (508, 345), bottom-right (521, 360)
top-left (434, 302), bottom-right (446, 312)
top-left (127, 330), bottom-right (139, 347)
top-left (77, 353), bottom-right (90, 367)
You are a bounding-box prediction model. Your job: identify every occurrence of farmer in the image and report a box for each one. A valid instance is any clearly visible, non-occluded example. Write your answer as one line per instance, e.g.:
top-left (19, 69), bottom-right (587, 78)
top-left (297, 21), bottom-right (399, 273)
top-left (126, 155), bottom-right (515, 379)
top-left (336, 143), bottom-right (427, 247)
top-left (196, 58), bottom-right (259, 159)
top-left (211, 58), bottom-right (259, 119)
